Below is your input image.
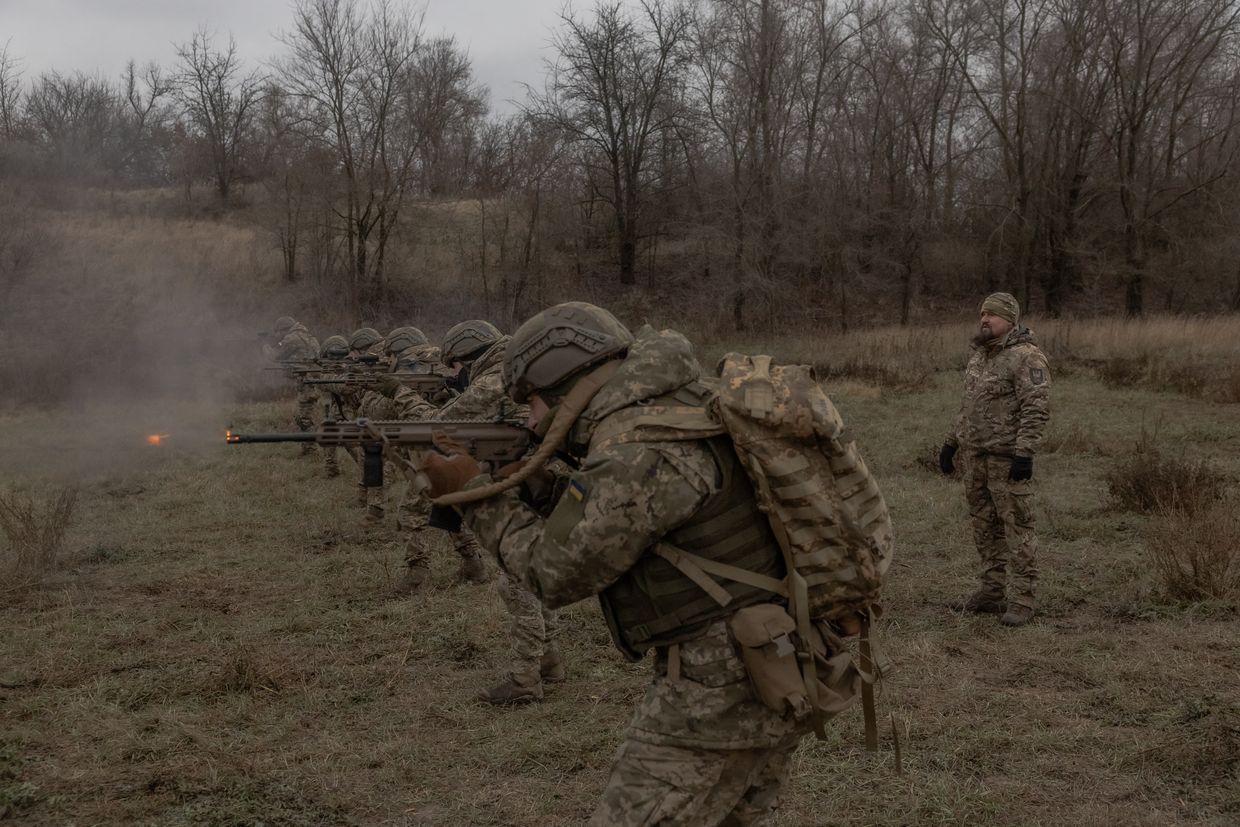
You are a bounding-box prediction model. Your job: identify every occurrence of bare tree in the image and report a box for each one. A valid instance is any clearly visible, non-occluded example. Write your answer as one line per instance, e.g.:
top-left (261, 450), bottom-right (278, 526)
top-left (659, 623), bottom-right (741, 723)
top-left (277, 0), bottom-right (426, 311)
top-left (24, 70), bottom-right (124, 179)
top-left (118, 60), bottom-right (174, 182)
top-left (531, 0), bottom-right (692, 285)
top-left (174, 28), bottom-right (264, 201)
top-left (1098, 0), bottom-right (1240, 315)
top-left (0, 41), bottom-right (21, 142)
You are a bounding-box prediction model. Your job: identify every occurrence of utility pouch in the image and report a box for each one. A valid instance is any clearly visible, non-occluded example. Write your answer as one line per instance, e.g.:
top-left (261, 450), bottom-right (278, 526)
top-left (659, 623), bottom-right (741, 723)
top-left (729, 604), bottom-right (811, 720)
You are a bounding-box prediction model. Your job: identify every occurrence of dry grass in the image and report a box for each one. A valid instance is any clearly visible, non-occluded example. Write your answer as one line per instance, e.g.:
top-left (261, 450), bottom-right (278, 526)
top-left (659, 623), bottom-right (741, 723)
top-left (0, 486), bottom-right (77, 591)
top-left (2, 371), bottom-right (1239, 826)
top-left (1145, 500), bottom-right (1240, 602)
top-left (1104, 426), bottom-right (1230, 515)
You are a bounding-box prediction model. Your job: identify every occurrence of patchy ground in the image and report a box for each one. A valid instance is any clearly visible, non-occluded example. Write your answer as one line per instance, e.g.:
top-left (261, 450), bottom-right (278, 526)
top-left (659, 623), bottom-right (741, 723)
top-left (2, 372), bottom-right (1238, 826)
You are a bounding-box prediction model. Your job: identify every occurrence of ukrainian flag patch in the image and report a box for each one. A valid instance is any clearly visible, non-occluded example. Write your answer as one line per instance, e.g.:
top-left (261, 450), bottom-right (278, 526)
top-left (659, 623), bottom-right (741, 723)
top-left (568, 479), bottom-right (588, 502)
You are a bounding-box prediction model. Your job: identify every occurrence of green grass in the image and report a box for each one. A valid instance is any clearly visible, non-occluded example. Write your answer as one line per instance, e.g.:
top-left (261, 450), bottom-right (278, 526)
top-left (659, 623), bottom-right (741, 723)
top-left (1, 375), bottom-right (1238, 825)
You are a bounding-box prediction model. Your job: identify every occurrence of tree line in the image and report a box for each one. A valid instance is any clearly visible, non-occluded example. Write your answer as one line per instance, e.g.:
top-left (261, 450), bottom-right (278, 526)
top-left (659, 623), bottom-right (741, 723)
top-left (3, 0), bottom-right (1240, 328)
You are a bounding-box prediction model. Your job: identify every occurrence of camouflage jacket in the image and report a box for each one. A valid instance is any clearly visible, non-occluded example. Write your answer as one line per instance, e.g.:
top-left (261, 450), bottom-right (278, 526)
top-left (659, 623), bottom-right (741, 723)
top-left (949, 327), bottom-right (1051, 456)
top-left (460, 327), bottom-right (801, 750)
top-left (267, 324), bottom-right (318, 362)
top-left (436, 336), bottom-right (525, 421)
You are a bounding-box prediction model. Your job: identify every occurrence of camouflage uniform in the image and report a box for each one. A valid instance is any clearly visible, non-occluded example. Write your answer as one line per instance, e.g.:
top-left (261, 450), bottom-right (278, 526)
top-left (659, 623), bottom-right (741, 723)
top-left (348, 331), bottom-right (388, 519)
top-left (460, 325), bottom-right (806, 825)
top-left (265, 321), bottom-right (320, 455)
top-left (947, 326), bottom-right (1051, 612)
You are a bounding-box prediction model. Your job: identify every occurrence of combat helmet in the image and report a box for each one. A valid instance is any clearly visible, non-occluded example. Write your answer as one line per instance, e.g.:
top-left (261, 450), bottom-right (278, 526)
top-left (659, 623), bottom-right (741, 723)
top-left (320, 335), bottom-right (349, 360)
top-left (384, 326), bottom-right (428, 354)
top-left (442, 320), bottom-right (503, 365)
top-left (348, 327), bottom-right (383, 352)
top-left (273, 316), bottom-right (298, 335)
top-left (503, 302), bottom-right (633, 403)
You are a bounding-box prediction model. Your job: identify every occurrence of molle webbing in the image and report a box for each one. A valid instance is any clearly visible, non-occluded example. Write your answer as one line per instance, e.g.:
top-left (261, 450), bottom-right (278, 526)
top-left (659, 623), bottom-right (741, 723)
top-left (601, 433), bottom-right (784, 655)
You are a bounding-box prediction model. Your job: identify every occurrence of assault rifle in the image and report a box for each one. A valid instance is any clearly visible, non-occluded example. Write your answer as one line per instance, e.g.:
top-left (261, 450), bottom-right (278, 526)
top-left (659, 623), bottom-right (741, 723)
top-left (226, 417), bottom-right (531, 487)
top-left (302, 372), bottom-right (448, 394)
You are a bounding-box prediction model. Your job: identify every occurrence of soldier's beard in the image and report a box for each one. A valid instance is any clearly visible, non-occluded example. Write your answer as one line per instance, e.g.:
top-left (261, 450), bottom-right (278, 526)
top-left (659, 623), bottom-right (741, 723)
top-left (972, 326), bottom-right (998, 346)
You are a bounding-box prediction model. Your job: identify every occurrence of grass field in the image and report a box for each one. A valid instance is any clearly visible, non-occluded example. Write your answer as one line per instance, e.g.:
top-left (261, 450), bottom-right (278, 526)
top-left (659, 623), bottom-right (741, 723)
top-left (2, 350), bottom-right (1239, 825)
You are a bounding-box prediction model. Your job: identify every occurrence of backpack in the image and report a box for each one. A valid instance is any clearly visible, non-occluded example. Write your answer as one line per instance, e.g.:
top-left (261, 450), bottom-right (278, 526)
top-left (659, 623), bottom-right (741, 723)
top-left (590, 352), bottom-right (893, 744)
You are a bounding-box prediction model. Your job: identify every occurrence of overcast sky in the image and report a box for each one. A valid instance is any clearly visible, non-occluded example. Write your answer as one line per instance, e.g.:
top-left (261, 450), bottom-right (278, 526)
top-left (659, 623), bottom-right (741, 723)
top-left (0, 0), bottom-right (576, 112)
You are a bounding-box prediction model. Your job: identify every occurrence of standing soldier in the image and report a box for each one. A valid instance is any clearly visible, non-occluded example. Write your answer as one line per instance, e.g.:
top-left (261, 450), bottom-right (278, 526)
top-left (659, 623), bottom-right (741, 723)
top-left (263, 316), bottom-right (319, 456)
top-left (424, 303), bottom-right (813, 824)
top-left (939, 292), bottom-right (1050, 627)
top-left (317, 334), bottom-right (351, 478)
top-left (433, 319), bottom-right (564, 704)
top-left (347, 327), bottom-right (387, 520)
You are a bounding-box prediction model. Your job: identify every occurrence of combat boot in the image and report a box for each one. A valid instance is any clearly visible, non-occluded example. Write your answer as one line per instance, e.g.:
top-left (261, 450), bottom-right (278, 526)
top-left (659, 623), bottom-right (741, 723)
top-left (455, 534), bottom-right (489, 584)
top-left (1000, 604), bottom-right (1036, 627)
top-left (477, 671), bottom-right (543, 705)
top-left (458, 551), bottom-right (488, 584)
top-left (396, 563), bottom-right (431, 596)
top-left (949, 590), bottom-right (1007, 615)
top-left (540, 646), bottom-right (567, 684)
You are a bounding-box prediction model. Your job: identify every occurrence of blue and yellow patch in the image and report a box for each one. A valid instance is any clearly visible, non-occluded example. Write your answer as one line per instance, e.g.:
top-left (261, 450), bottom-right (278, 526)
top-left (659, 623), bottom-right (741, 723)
top-left (568, 479), bottom-right (588, 502)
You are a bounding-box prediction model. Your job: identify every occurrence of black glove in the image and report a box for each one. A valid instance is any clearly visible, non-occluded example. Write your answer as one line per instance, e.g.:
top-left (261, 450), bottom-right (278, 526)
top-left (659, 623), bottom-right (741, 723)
top-left (428, 504), bottom-right (463, 532)
top-left (938, 443), bottom-right (958, 475)
top-left (1009, 455), bottom-right (1033, 482)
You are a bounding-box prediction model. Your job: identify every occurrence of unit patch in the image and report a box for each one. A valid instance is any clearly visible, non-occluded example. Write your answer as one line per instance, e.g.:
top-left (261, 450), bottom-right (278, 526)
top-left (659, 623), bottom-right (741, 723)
top-left (1030, 367), bottom-right (1046, 386)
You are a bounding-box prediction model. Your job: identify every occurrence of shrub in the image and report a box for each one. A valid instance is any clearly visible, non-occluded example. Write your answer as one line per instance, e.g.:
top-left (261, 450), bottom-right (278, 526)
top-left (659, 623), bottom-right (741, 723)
top-left (1097, 355), bottom-right (1149, 388)
top-left (1145, 501), bottom-right (1240, 602)
top-left (1104, 428), bottom-right (1228, 515)
top-left (1042, 421), bottom-right (1102, 455)
top-left (0, 486), bottom-right (77, 590)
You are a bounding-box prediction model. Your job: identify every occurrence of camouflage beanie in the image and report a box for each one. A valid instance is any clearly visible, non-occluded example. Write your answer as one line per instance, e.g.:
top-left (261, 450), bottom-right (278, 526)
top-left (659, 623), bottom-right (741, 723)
top-left (981, 292), bottom-right (1020, 325)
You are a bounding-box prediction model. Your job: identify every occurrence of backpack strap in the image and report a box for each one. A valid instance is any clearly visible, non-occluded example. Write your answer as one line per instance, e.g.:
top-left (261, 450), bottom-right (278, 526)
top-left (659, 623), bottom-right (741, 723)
top-left (653, 543), bottom-right (789, 605)
top-left (859, 611), bottom-right (880, 752)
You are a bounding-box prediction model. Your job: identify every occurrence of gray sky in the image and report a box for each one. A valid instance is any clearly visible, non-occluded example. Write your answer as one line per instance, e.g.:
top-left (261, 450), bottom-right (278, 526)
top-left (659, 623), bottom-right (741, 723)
top-left (0, 0), bottom-right (574, 112)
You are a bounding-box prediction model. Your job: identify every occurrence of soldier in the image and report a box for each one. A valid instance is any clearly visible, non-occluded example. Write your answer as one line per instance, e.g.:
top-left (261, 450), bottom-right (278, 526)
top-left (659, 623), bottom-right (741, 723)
top-left (317, 334), bottom-right (351, 478)
top-left (436, 320), bottom-right (564, 705)
top-left (424, 303), bottom-right (810, 825)
top-left (939, 292), bottom-right (1050, 627)
top-left (390, 321), bottom-right (500, 594)
top-left (348, 327), bottom-right (387, 520)
top-left (263, 316), bottom-right (319, 457)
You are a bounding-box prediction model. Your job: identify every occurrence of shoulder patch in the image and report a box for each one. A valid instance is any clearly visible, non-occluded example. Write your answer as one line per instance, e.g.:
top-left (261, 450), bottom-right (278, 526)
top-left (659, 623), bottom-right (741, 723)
top-left (1030, 367), bottom-right (1046, 386)
top-left (568, 479), bottom-right (588, 502)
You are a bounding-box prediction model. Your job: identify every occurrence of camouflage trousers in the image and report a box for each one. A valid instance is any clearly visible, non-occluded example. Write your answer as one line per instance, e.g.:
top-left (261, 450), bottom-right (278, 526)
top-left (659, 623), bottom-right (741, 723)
top-left (496, 570), bottom-right (561, 681)
top-left (356, 481), bottom-right (386, 522)
top-left (589, 733), bottom-right (802, 826)
top-left (965, 452), bottom-right (1039, 609)
top-left (295, 386), bottom-right (317, 456)
top-left (397, 482), bottom-right (486, 572)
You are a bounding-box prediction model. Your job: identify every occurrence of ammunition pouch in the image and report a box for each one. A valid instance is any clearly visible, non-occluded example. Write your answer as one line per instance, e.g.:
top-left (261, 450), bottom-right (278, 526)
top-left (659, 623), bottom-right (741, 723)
top-left (729, 603), bottom-right (862, 722)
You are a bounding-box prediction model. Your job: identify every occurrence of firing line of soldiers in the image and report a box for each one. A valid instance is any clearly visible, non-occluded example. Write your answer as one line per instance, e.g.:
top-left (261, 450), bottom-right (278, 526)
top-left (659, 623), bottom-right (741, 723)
top-left (262, 315), bottom-right (562, 704)
top-left (253, 292), bottom-right (1051, 825)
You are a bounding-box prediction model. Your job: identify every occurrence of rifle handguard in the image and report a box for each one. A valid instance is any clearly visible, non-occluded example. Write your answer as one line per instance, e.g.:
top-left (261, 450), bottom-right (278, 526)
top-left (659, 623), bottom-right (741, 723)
top-left (431, 360), bottom-right (621, 507)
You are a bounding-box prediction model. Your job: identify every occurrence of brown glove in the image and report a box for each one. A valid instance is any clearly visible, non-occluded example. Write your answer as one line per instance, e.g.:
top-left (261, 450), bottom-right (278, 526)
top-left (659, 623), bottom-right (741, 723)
top-left (423, 452), bottom-right (482, 498)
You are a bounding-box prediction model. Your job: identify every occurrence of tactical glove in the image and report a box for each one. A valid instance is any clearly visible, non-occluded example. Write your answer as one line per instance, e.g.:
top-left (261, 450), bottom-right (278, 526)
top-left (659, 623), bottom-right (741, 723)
top-left (1009, 455), bottom-right (1033, 482)
top-left (423, 451), bottom-right (482, 498)
top-left (428, 504), bottom-right (463, 532)
top-left (939, 442), bottom-right (958, 475)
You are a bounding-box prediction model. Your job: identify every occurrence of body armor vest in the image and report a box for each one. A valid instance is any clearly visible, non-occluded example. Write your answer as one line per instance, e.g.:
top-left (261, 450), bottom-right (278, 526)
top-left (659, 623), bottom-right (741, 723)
top-left (593, 385), bottom-right (786, 661)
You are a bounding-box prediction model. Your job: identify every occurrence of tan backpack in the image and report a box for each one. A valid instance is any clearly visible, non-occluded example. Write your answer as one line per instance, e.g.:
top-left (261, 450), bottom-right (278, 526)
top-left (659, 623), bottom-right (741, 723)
top-left (588, 352), bottom-right (894, 744)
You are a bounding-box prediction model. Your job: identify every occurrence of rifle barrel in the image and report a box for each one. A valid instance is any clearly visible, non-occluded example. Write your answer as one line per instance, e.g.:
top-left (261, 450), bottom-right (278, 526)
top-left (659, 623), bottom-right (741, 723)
top-left (225, 432), bottom-right (316, 443)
